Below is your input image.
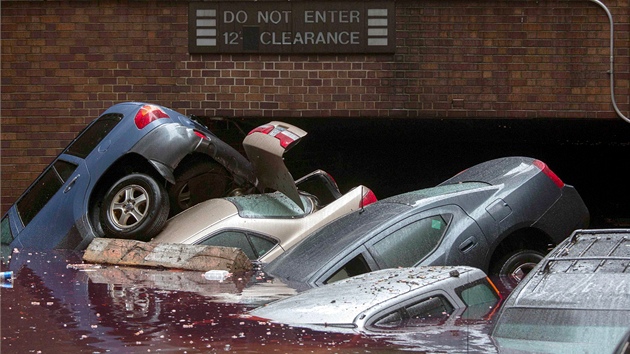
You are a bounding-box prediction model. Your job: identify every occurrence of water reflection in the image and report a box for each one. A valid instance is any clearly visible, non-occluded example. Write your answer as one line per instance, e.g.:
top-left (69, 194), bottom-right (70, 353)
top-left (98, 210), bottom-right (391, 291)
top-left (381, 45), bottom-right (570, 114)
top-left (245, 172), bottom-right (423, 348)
top-left (1, 249), bottom-right (502, 353)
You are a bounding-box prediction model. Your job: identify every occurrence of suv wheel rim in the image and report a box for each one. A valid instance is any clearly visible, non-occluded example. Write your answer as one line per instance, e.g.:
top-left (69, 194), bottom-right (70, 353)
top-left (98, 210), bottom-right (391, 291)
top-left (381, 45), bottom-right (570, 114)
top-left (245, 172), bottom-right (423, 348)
top-left (109, 184), bottom-right (149, 229)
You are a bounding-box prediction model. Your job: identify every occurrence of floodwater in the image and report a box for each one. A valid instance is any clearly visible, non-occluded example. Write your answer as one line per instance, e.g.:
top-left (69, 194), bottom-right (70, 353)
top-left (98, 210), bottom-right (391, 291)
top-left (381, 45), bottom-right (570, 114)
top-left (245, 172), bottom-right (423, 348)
top-left (1, 248), bottom-right (505, 353)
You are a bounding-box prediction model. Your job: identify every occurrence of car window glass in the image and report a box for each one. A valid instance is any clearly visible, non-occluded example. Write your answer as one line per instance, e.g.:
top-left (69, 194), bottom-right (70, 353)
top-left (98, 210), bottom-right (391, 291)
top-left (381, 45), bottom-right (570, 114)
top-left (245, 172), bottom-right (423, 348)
top-left (405, 296), bottom-right (453, 320)
top-left (66, 113), bottom-right (123, 158)
top-left (16, 166), bottom-right (66, 226)
top-left (373, 311), bottom-right (403, 328)
top-left (54, 160), bottom-right (78, 181)
top-left (372, 295), bottom-right (454, 329)
top-left (200, 231), bottom-right (257, 260)
top-left (372, 215), bottom-right (450, 268)
top-left (456, 278), bottom-right (500, 319)
top-left (248, 234), bottom-right (278, 258)
top-left (1, 216), bottom-right (13, 245)
top-left (406, 296), bottom-right (454, 325)
top-left (325, 253), bottom-right (371, 284)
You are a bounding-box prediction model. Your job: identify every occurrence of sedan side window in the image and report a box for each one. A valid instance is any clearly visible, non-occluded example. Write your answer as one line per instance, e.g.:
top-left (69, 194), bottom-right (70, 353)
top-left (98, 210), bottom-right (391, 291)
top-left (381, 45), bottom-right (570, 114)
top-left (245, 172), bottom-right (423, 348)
top-left (249, 235), bottom-right (277, 258)
top-left (199, 231), bottom-right (257, 259)
top-left (372, 215), bottom-right (450, 268)
top-left (324, 253), bottom-right (371, 284)
top-left (199, 231), bottom-right (278, 260)
top-left (372, 295), bottom-right (455, 329)
top-left (455, 278), bottom-right (501, 319)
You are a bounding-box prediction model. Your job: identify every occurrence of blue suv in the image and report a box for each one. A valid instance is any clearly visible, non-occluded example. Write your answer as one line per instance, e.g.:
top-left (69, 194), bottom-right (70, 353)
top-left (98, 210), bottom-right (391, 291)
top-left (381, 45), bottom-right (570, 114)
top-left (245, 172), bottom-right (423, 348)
top-left (2, 102), bottom-right (257, 250)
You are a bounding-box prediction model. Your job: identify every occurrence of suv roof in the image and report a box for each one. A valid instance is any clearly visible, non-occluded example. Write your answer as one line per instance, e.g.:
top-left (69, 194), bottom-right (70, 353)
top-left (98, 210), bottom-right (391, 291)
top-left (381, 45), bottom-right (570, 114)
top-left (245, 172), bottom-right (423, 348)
top-left (509, 229), bottom-right (630, 310)
top-left (492, 229), bottom-right (630, 354)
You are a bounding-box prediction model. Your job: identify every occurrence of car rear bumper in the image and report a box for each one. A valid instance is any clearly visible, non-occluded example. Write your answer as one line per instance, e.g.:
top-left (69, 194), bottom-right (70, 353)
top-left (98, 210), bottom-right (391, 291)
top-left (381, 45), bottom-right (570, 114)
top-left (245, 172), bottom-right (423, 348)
top-left (532, 184), bottom-right (590, 244)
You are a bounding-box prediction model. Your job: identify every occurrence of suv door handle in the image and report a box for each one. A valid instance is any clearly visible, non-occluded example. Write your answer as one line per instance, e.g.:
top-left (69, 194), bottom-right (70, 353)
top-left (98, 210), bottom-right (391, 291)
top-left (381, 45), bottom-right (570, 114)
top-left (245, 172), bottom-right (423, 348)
top-left (64, 175), bottom-right (80, 193)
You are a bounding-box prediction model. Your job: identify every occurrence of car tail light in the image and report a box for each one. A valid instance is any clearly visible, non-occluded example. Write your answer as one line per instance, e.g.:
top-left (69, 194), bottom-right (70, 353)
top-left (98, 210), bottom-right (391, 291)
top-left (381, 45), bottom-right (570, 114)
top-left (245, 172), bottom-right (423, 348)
top-left (194, 130), bottom-right (209, 140)
top-left (248, 124), bottom-right (300, 149)
top-left (360, 187), bottom-right (378, 208)
top-left (134, 104), bottom-right (170, 129)
top-left (533, 159), bottom-right (564, 188)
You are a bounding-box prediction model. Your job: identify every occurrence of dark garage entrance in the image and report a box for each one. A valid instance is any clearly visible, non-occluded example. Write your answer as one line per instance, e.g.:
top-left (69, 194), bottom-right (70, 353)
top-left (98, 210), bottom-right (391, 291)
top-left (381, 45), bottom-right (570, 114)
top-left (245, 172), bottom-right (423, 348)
top-left (209, 117), bottom-right (630, 229)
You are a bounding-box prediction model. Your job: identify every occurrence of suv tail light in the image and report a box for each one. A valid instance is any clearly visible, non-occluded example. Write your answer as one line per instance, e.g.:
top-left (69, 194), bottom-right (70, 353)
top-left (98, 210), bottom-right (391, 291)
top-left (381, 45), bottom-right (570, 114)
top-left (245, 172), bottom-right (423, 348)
top-left (134, 104), bottom-right (170, 129)
top-left (360, 187), bottom-right (378, 208)
top-left (533, 160), bottom-right (564, 188)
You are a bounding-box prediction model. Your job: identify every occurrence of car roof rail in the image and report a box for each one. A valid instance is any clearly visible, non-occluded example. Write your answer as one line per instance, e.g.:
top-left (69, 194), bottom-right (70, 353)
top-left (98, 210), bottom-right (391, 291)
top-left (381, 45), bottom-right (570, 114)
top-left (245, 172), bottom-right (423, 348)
top-left (540, 230), bottom-right (630, 274)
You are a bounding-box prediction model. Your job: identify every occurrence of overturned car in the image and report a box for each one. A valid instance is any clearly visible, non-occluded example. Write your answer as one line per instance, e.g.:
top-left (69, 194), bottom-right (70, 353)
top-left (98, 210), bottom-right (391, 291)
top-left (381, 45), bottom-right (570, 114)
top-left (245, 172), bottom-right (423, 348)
top-left (2, 102), bottom-right (257, 250)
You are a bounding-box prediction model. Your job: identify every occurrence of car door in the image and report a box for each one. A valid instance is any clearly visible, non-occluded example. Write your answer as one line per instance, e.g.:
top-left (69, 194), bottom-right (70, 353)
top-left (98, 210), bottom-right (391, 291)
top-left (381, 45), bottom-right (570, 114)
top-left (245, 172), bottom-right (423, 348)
top-left (10, 155), bottom-right (91, 250)
top-left (366, 205), bottom-right (488, 271)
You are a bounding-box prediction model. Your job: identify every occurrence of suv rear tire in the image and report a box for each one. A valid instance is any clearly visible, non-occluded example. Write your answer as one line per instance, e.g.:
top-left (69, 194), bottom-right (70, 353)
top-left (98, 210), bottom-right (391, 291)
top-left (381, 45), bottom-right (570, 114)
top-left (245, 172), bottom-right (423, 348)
top-left (100, 173), bottom-right (169, 241)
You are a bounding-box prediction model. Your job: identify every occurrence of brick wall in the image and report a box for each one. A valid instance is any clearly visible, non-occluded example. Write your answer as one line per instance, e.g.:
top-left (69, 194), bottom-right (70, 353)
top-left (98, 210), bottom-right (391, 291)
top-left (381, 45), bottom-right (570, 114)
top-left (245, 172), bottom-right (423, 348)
top-left (1, 0), bottom-right (629, 213)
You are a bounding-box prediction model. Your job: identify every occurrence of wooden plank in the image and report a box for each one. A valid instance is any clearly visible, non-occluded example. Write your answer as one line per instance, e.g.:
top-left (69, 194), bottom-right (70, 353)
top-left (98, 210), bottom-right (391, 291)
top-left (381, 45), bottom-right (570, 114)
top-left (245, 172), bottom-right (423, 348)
top-left (82, 238), bottom-right (252, 272)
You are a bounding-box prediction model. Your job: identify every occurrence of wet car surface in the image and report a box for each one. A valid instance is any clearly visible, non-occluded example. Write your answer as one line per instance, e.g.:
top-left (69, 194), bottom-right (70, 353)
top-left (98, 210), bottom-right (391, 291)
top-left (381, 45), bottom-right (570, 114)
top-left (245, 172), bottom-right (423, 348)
top-left (1, 248), bottom-right (510, 353)
top-left (264, 157), bottom-right (589, 291)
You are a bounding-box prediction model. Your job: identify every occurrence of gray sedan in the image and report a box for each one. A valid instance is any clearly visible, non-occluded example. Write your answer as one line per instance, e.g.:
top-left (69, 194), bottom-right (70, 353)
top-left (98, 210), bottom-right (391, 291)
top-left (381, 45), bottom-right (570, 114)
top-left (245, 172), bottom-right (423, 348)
top-left (264, 156), bottom-right (589, 291)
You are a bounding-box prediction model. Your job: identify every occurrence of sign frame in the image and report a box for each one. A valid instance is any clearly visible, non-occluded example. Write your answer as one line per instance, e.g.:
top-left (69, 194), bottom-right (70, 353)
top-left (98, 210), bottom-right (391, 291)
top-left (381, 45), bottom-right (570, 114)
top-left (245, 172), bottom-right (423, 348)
top-left (188, 1), bottom-right (396, 54)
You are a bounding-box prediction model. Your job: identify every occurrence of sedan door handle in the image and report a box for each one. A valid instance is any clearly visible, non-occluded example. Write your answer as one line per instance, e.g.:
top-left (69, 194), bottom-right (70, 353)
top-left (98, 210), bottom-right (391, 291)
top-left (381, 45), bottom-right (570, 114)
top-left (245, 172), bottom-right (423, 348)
top-left (64, 175), bottom-right (80, 193)
top-left (458, 236), bottom-right (477, 253)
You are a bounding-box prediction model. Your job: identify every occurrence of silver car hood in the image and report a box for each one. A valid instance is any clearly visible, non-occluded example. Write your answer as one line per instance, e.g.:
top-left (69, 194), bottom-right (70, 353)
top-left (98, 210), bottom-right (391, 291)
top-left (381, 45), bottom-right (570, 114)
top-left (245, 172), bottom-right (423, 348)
top-left (243, 121), bottom-right (307, 210)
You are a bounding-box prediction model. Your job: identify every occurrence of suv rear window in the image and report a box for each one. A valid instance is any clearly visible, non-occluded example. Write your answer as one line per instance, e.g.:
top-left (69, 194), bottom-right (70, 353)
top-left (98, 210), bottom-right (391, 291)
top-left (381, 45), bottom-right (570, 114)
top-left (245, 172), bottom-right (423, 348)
top-left (66, 113), bottom-right (123, 158)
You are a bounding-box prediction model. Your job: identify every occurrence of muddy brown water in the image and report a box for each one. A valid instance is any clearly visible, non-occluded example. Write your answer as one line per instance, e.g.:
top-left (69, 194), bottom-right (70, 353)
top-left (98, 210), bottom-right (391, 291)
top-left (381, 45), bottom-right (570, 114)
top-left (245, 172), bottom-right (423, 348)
top-left (1, 249), bottom-right (510, 353)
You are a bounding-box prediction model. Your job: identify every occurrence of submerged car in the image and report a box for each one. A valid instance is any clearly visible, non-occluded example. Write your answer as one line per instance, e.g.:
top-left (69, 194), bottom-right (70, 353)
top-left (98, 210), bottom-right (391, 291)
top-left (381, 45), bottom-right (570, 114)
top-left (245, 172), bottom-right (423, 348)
top-left (152, 122), bottom-right (378, 263)
top-left (2, 102), bottom-right (257, 250)
top-left (264, 156), bottom-right (589, 291)
top-left (244, 266), bottom-right (501, 333)
top-left (492, 228), bottom-right (630, 354)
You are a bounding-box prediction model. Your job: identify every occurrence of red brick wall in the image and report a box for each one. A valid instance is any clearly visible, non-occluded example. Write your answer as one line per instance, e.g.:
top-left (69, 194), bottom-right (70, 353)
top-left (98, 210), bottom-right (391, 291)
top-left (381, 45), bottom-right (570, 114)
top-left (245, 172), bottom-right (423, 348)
top-left (1, 0), bottom-right (628, 213)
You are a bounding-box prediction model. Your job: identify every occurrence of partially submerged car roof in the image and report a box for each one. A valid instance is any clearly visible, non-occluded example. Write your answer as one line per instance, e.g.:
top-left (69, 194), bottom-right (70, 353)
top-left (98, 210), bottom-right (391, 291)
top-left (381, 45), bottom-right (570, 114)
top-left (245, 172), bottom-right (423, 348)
top-left (248, 266), bottom-right (486, 326)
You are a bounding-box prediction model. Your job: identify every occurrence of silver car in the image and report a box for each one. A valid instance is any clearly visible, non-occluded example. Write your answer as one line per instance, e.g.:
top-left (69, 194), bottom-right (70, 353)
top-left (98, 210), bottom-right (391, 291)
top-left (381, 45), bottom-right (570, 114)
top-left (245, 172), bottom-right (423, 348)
top-left (151, 121), bottom-right (377, 263)
top-left (244, 265), bottom-right (501, 333)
